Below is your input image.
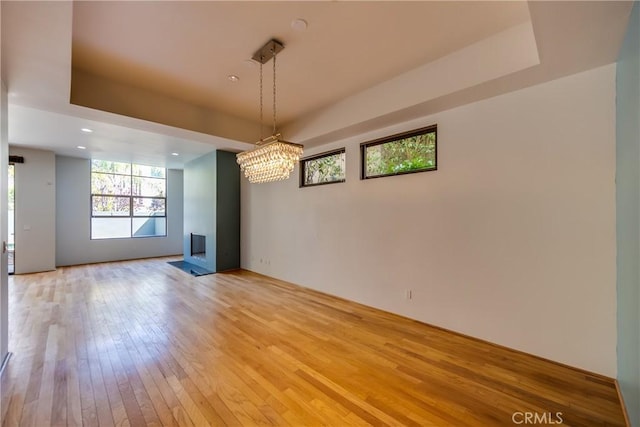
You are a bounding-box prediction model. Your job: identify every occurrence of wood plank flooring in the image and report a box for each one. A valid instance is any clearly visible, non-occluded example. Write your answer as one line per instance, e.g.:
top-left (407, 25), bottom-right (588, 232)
top-left (0, 257), bottom-right (627, 426)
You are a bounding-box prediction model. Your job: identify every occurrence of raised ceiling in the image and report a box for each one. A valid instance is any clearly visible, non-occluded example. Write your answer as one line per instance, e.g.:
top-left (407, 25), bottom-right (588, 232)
top-left (71, 1), bottom-right (530, 126)
top-left (1, 1), bottom-right (634, 166)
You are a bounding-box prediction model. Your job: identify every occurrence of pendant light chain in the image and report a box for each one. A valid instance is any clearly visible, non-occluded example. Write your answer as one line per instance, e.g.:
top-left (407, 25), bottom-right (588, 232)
top-left (259, 61), bottom-right (263, 141)
top-left (272, 46), bottom-right (277, 136)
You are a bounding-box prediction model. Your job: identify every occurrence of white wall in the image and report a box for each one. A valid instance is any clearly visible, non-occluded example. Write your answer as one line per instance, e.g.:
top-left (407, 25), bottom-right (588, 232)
top-left (242, 64), bottom-right (617, 377)
top-left (616, 2), bottom-right (640, 424)
top-left (9, 147), bottom-right (56, 274)
top-left (56, 155), bottom-right (183, 266)
top-left (0, 77), bottom-right (9, 369)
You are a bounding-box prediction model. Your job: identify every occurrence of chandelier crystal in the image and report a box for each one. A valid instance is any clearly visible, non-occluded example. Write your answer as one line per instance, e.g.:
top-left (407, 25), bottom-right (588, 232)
top-left (237, 135), bottom-right (303, 183)
top-left (236, 39), bottom-right (303, 184)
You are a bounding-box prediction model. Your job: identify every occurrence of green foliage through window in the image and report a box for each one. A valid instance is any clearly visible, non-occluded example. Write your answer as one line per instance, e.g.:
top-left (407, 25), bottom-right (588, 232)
top-left (361, 126), bottom-right (437, 179)
top-left (90, 160), bottom-right (167, 239)
top-left (300, 149), bottom-right (346, 187)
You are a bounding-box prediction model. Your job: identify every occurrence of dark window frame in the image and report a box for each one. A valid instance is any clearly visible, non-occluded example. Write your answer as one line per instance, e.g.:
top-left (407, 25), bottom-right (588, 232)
top-left (90, 161), bottom-right (167, 240)
top-left (299, 147), bottom-right (347, 188)
top-left (360, 125), bottom-right (437, 180)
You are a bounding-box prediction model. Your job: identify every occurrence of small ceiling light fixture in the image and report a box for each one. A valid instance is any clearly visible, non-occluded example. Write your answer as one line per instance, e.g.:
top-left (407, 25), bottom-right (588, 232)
top-left (291, 18), bottom-right (308, 31)
top-left (77, 145), bottom-right (86, 150)
top-left (236, 39), bottom-right (303, 184)
top-left (171, 152), bottom-right (179, 156)
top-left (227, 75), bottom-right (239, 83)
top-left (81, 128), bottom-right (93, 133)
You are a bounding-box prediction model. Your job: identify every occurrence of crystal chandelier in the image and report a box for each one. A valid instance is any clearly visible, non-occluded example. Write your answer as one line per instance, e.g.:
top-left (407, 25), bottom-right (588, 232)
top-left (237, 39), bottom-right (303, 184)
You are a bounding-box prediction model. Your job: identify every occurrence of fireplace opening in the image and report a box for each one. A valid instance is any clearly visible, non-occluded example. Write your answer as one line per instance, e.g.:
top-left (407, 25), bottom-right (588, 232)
top-left (191, 233), bottom-right (206, 260)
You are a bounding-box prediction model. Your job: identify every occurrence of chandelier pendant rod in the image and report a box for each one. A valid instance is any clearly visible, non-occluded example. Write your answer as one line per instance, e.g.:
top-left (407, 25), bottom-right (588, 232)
top-left (273, 46), bottom-right (277, 137)
top-left (259, 61), bottom-right (263, 141)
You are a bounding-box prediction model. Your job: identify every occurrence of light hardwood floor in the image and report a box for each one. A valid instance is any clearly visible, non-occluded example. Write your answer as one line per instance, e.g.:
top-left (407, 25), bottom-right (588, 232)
top-left (1, 257), bottom-right (626, 426)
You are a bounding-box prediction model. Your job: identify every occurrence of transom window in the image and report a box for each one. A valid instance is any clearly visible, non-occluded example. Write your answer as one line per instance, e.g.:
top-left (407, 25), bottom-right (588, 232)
top-left (91, 160), bottom-right (167, 239)
top-left (300, 148), bottom-right (346, 187)
top-left (361, 125), bottom-right (437, 179)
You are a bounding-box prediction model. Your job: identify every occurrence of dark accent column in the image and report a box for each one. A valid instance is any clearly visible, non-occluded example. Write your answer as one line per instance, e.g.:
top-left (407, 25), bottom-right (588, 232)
top-left (216, 151), bottom-right (240, 271)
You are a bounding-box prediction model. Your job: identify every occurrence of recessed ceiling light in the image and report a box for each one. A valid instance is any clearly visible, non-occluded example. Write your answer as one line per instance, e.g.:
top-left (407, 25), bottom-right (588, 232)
top-left (81, 128), bottom-right (93, 133)
top-left (227, 75), bottom-right (239, 83)
top-left (291, 18), bottom-right (308, 31)
top-left (171, 152), bottom-right (179, 156)
top-left (77, 145), bottom-right (86, 150)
